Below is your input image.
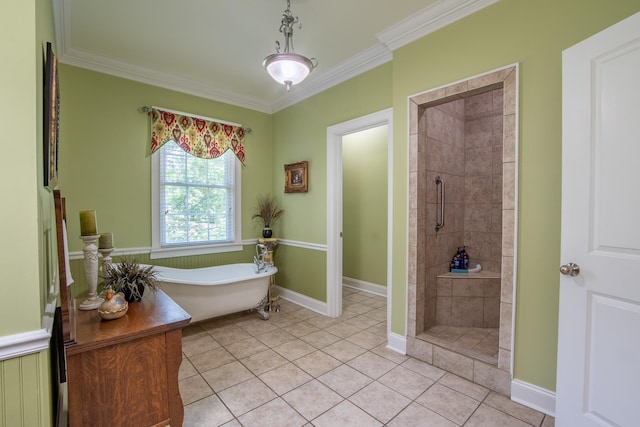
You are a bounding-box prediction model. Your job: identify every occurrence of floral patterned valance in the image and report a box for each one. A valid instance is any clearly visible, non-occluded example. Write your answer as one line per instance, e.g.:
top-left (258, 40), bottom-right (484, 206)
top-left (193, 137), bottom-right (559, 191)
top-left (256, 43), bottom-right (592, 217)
top-left (150, 107), bottom-right (246, 163)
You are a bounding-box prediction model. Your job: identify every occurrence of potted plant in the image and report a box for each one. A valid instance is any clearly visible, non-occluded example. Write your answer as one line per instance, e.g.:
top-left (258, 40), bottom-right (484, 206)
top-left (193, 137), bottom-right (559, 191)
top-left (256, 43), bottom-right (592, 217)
top-left (252, 193), bottom-right (284, 238)
top-left (101, 258), bottom-right (159, 302)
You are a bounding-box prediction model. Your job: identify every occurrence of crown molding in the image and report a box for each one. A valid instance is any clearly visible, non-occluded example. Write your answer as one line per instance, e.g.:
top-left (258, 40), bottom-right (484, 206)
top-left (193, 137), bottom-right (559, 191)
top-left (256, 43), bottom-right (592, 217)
top-left (52, 0), bottom-right (497, 114)
top-left (52, 0), bottom-right (70, 57)
top-left (59, 47), bottom-right (273, 114)
top-left (377, 0), bottom-right (499, 50)
top-left (276, 0), bottom-right (499, 112)
top-left (52, 0), bottom-right (272, 113)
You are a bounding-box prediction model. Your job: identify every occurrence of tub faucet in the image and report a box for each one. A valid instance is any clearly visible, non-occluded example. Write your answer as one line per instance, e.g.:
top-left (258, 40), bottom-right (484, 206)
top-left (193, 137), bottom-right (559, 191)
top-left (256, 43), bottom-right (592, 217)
top-left (254, 243), bottom-right (268, 273)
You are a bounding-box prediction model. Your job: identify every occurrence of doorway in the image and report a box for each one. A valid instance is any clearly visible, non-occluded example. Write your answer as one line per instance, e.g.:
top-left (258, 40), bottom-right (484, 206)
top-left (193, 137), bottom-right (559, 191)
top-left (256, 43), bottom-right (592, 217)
top-left (326, 109), bottom-right (393, 339)
top-left (342, 126), bottom-right (388, 295)
top-left (407, 65), bottom-right (519, 395)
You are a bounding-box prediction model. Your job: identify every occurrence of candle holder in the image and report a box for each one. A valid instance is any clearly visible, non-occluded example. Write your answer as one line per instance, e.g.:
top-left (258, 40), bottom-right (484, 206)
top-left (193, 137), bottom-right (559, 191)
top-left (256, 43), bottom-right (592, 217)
top-left (99, 247), bottom-right (115, 269)
top-left (79, 234), bottom-right (104, 310)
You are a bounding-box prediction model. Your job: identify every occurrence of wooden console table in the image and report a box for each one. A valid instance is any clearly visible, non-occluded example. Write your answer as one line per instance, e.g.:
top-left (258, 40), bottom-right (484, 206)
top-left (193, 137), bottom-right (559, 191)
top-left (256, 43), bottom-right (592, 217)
top-left (65, 290), bottom-right (191, 427)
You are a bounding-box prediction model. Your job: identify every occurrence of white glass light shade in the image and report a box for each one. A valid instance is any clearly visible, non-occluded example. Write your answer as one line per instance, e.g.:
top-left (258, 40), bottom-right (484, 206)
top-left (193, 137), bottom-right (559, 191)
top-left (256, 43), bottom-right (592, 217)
top-left (263, 53), bottom-right (314, 89)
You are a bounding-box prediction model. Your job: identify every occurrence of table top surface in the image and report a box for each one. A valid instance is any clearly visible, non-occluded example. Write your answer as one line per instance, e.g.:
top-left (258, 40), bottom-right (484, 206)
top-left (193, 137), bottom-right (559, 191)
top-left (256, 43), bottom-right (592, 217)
top-left (65, 290), bottom-right (191, 355)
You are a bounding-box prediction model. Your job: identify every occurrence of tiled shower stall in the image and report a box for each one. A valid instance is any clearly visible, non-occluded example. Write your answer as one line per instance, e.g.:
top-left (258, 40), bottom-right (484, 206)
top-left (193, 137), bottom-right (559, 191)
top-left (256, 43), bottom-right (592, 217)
top-left (407, 66), bottom-right (518, 396)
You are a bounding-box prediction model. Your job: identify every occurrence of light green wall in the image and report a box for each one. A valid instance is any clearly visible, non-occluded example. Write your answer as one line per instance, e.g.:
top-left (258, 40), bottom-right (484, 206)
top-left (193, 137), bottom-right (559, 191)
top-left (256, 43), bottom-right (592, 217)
top-left (58, 65), bottom-right (274, 253)
top-left (0, 0), bottom-right (41, 335)
top-left (342, 126), bottom-right (388, 286)
top-left (59, 61), bottom-right (392, 304)
top-left (274, 246), bottom-right (327, 301)
top-left (390, 0), bottom-right (640, 391)
top-left (271, 64), bottom-right (392, 301)
top-left (0, 0), bottom-right (56, 425)
top-left (273, 64), bottom-right (393, 244)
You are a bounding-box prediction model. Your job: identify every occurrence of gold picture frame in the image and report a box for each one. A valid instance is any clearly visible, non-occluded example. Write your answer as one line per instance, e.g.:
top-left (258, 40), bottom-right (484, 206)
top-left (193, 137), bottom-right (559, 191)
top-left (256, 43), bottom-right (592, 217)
top-left (44, 42), bottom-right (59, 189)
top-left (284, 161), bottom-right (308, 193)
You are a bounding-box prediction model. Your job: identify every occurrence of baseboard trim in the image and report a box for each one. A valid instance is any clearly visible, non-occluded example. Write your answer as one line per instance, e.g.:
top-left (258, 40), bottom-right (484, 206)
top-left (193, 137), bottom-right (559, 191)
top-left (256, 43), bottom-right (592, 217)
top-left (275, 286), bottom-right (328, 316)
top-left (386, 332), bottom-right (407, 355)
top-left (511, 379), bottom-right (556, 417)
top-left (343, 277), bottom-right (387, 297)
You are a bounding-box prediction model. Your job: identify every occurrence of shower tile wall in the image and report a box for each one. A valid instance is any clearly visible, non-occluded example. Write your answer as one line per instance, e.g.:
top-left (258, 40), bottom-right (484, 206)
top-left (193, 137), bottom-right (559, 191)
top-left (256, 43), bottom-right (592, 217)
top-left (435, 276), bottom-right (500, 328)
top-left (420, 89), bottom-right (504, 332)
top-left (463, 89), bottom-right (503, 274)
top-left (419, 99), bottom-right (465, 331)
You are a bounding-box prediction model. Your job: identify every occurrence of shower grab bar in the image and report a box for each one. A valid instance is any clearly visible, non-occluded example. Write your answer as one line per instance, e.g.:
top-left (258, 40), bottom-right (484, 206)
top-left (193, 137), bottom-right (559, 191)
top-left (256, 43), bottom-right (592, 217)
top-left (435, 176), bottom-right (445, 231)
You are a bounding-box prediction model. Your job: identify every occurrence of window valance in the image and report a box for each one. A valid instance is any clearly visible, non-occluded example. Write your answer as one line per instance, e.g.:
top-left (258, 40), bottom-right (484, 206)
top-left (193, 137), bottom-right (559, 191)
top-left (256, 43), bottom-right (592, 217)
top-left (149, 107), bottom-right (246, 164)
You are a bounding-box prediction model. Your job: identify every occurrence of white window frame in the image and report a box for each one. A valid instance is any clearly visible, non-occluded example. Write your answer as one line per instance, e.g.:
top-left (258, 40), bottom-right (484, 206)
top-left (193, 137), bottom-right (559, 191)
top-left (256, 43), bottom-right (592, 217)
top-left (150, 146), bottom-right (242, 259)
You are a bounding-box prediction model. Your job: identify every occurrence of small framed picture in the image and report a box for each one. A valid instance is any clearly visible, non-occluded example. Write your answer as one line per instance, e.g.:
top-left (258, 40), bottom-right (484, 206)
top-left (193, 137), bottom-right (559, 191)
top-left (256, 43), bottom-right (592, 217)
top-left (284, 161), bottom-right (308, 193)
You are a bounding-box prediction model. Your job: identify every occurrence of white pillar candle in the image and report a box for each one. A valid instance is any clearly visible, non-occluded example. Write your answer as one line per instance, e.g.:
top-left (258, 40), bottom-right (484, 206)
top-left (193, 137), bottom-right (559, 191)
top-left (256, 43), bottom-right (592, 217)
top-left (99, 232), bottom-right (113, 249)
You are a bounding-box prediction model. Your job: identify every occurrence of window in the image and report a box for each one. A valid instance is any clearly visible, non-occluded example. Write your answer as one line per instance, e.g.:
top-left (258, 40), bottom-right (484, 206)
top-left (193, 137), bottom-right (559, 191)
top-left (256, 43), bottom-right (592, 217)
top-left (151, 141), bottom-right (241, 259)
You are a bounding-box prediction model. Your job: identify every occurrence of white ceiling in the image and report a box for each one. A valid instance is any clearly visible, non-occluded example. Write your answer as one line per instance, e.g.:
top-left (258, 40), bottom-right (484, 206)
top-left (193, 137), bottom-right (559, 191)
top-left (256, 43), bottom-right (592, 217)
top-left (52, 0), bottom-right (497, 113)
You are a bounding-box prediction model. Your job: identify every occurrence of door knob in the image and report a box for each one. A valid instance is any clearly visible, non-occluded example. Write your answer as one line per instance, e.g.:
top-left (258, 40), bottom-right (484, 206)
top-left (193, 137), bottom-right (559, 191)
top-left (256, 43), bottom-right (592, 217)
top-left (560, 262), bottom-right (580, 277)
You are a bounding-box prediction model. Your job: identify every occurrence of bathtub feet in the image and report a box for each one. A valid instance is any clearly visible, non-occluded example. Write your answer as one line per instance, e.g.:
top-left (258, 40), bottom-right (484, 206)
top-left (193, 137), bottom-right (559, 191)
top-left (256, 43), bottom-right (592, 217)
top-left (255, 294), bottom-right (270, 320)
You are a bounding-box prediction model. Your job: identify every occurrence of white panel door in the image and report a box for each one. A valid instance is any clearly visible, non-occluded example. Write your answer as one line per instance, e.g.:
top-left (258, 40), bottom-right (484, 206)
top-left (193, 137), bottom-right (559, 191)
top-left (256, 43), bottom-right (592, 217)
top-left (557, 12), bottom-right (640, 427)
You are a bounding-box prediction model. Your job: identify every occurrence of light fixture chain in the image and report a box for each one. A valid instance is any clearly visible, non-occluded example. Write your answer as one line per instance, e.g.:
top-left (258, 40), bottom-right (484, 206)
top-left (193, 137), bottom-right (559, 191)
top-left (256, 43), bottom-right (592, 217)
top-left (263, 0), bottom-right (317, 90)
top-left (279, 0), bottom-right (300, 53)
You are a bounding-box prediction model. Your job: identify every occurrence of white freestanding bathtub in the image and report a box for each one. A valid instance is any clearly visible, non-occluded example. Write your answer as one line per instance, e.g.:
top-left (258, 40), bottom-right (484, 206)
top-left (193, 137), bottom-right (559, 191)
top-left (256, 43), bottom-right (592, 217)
top-left (151, 263), bottom-right (277, 322)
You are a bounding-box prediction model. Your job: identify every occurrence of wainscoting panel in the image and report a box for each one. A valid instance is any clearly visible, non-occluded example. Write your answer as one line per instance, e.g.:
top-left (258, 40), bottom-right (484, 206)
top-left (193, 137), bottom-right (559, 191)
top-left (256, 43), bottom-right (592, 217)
top-left (0, 351), bottom-right (51, 427)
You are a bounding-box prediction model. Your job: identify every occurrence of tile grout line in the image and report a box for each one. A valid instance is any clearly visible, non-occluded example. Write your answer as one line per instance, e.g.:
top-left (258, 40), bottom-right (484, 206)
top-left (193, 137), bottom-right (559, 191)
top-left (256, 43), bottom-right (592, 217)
top-left (179, 288), bottom-right (552, 426)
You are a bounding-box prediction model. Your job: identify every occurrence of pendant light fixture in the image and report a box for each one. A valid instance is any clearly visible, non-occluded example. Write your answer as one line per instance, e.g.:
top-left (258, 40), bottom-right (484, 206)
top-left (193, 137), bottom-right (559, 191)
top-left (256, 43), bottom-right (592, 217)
top-left (263, 0), bottom-right (317, 91)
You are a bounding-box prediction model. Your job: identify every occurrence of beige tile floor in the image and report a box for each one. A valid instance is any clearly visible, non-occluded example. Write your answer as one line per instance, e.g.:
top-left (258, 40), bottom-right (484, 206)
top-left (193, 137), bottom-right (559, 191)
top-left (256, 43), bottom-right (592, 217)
top-left (178, 286), bottom-right (555, 426)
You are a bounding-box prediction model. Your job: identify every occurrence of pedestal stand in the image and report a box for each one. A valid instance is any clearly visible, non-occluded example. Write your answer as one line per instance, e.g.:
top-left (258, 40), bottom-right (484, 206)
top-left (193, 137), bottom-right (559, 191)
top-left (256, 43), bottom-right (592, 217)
top-left (79, 235), bottom-right (104, 310)
top-left (99, 247), bottom-right (115, 269)
top-left (99, 247), bottom-right (115, 300)
top-left (258, 238), bottom-right (279, 312)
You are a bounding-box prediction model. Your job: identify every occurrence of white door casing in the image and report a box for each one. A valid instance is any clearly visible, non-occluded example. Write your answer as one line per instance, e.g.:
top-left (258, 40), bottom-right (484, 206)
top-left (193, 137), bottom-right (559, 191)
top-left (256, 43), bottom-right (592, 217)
top-left (557, 11), bottom-right (640, 427)
top-left (326, 108), bottom-right (393, 323)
